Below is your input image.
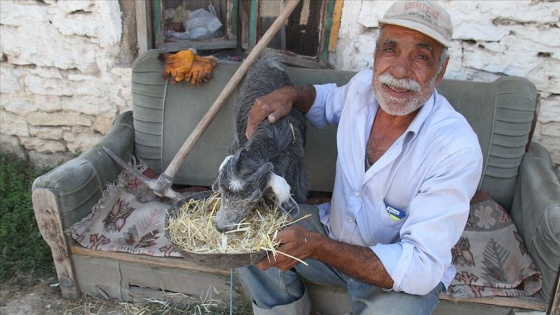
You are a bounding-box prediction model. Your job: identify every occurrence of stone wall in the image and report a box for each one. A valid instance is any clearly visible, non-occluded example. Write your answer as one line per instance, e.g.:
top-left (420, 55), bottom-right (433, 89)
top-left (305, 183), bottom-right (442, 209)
top-left (0, 0), bottom-right (131, 168)
top-left (332, 0), bottom-right (560, 177)
top-left (1, 0), bottom-right (559, 176)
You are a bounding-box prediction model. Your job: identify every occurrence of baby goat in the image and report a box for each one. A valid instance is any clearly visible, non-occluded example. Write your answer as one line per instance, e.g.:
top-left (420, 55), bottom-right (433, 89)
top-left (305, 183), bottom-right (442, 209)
top-left (212, 54), bottom-right (308, 232)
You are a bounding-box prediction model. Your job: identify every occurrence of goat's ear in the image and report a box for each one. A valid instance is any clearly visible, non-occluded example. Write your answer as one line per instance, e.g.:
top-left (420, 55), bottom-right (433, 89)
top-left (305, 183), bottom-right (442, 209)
top-left (266, 172), bottom-right (299, 218)
top-left (219, 155), bottom-right (234, 171)
top-left (212, 180), bottom-right (219, 192)
top-left (251, 162), bottom-right (274, 181)
top-left (233, 149), bottom-right (248, 172)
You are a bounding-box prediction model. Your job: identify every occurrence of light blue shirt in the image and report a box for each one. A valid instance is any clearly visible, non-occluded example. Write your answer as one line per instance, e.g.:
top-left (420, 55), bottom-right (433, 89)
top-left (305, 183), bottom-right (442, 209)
top-left (306, 70), bottom-right (483, 295)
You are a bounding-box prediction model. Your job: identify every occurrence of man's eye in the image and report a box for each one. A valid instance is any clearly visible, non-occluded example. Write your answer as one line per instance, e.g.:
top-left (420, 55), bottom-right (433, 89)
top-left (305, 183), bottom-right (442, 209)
top-left (417, 54), bottom-right (428, 60)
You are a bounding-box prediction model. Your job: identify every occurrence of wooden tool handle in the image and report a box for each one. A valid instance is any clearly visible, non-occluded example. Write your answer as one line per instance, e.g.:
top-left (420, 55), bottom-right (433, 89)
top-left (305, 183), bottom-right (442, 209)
top-left (163, 0), bottom-right (302, 178)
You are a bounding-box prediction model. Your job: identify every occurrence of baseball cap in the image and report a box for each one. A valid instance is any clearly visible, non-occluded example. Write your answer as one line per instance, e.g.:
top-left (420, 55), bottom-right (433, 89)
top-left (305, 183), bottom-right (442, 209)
top-left (379, 0), bottom-right (453, 48)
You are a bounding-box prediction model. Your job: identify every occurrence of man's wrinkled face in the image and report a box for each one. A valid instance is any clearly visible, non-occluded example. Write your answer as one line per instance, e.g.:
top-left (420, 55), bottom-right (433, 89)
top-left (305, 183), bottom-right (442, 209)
top-left (373, 25), bottom-right (448, 116)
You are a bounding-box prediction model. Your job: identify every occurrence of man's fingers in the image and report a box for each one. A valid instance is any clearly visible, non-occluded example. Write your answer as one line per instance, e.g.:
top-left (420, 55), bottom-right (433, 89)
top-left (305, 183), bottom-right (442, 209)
top-left (246, 101), bottom-right (271, 139)
top-left (268, 113), bottom-right (277, 124)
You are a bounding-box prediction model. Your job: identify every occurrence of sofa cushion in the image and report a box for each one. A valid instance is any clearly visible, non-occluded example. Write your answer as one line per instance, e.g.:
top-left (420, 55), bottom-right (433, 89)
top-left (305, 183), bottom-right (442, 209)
top-left (68, 158), bottom-right (182, 257)
top-left (450, 191), bottom-right (542, 298)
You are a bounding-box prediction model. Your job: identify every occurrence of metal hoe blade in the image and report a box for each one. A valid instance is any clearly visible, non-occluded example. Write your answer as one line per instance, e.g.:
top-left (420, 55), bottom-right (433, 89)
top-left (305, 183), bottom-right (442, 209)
top-left (103, 146), bottom-right (182, 200)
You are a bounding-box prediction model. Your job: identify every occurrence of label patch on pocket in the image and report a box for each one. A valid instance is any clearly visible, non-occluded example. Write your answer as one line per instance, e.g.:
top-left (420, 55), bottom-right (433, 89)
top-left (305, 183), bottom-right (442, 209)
top-left (386, 206), bottom-right (406, 221)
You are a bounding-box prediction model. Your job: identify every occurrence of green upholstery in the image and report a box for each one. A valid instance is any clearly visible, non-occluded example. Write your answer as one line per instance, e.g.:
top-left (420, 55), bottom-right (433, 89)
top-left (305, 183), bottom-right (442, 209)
top-left (32, 113), bottom-right (134, 228)
top-left (511, 142), bottom-right (560, 306)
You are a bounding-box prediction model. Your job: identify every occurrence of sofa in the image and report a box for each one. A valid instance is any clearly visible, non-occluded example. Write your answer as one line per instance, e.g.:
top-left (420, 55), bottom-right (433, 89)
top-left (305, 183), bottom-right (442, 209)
top-left (32, 50), bottom-right (560, 314)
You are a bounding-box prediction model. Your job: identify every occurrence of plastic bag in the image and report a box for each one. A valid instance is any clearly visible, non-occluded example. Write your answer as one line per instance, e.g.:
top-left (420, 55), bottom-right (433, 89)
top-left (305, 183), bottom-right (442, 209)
top-left (184, 7), bottom-right (222, 40)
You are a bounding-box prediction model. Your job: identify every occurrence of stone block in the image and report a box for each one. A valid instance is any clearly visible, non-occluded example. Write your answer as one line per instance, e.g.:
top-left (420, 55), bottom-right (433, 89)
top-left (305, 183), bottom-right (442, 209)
top-left (20, 136), bottom-right (66, 153)
top-left (93, 115), bottom-right (114, 134)
top-left (63, 128), bottom-right (102, 153)
top-left (0, 134), bottom-right (26, 160)
top-left (25, 72), bottom-right (106, 97)
top-left (540, 122), bottom-right (560, 138)
top-left (0, 110), bottom-right (29, 137)
top-left (0, 65), bottom-right (22, 93)
top-left (61, 95), bottom-right (116, 116)
top-left (32, 95), bottom-right (63, 112)
top-left (28, 150), bottom-right (73, 170)
top-left (28, 126), bottom-right (64, 140)
top-left (27, 111), bottom-right (93, 127)
top-left (1, 96), bottom-right (35, 114)
top-left (538, 96), bottom-right (560, 124)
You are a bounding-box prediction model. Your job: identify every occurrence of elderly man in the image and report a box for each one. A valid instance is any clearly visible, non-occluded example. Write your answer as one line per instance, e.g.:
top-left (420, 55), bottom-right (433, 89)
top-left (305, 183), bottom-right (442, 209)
top-left (238, 1), bottom-right (484, 314)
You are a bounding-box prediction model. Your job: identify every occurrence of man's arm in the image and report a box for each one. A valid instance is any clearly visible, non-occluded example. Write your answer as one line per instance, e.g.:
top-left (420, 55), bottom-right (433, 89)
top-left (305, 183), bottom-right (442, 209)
top-left (246, 85), bottom-right (316, 138)
top-left (256, 225), bottom-right (394, 288)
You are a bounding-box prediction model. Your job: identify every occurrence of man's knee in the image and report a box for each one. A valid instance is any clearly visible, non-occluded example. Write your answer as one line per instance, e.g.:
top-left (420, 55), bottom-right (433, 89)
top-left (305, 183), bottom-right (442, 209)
top-left (294, 204), bottom-right (325, 234)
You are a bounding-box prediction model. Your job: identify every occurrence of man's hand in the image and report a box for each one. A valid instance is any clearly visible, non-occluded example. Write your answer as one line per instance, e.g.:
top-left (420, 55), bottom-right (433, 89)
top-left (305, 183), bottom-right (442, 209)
top-left (256, 225), bottom-right (318, 271)
top-left (246, 85), bottom-right (316, 139)
top-left (246, 86), bottom-right (298, 139)
top-left (256, 224), bottom-right (395, 289)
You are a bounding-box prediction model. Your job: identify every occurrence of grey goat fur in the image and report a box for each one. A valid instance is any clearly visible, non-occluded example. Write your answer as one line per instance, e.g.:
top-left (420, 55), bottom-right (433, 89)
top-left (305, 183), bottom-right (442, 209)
top-left (212, 53), bottom-right (308, 232)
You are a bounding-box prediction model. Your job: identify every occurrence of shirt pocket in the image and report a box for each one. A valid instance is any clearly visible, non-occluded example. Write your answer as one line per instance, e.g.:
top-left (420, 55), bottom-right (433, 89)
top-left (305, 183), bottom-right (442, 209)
top-left (378, 201), bottom-right (407, 229)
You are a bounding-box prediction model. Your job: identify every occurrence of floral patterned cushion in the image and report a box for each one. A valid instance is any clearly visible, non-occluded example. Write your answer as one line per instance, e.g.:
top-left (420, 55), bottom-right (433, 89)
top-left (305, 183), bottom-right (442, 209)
top-left (449, 191), bottom-right (542, 298)
top-left (69, 159), bottom-right (182, 257)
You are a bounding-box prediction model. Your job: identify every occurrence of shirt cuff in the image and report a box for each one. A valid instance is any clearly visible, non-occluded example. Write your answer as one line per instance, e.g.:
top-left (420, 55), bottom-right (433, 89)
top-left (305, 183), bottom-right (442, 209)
top-left (371, 242), bottom-right (414, 292)
top-left (304, 83), bottom-right (336, 129)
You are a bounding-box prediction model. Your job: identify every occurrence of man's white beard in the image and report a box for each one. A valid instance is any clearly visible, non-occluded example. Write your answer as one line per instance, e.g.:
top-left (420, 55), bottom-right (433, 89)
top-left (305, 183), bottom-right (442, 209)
top-left (373, 73), bottom-right (437, 116)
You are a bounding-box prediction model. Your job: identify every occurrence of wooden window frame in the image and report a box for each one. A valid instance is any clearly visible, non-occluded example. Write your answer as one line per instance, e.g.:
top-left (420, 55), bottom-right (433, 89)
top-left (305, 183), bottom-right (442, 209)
top-left (135, 0), bottom-right (342, 67)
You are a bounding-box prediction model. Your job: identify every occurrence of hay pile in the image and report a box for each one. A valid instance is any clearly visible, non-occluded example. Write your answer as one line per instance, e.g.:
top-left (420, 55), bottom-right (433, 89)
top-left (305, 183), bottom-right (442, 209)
top-left (166, 193), bottom-right (303, 259)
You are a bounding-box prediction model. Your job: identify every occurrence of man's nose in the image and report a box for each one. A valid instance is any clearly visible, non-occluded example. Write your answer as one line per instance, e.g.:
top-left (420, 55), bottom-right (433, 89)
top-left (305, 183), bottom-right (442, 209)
top-left (391, 55), bottom-right (410, 79)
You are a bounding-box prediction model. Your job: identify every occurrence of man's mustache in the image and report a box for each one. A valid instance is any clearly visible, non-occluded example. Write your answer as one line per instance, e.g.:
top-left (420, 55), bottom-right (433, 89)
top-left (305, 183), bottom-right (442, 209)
top-left (378, 73), bottom-right (421, 91)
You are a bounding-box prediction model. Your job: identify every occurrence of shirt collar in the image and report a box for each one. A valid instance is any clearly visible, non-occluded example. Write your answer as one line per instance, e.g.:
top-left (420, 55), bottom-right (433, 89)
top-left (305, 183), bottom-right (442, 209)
top-left (407, 90), bottom-right (437, 135)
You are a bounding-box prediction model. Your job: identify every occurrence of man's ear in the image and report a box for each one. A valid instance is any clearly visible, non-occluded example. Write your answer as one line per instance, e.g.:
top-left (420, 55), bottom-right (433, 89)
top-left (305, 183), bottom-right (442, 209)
top-left (436, 56), bottom-right (449, 86)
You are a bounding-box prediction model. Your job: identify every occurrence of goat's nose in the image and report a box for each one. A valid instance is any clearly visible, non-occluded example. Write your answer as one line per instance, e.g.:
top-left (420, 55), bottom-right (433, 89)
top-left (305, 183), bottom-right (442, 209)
top-left (215, 221), bottom-right (233, 233)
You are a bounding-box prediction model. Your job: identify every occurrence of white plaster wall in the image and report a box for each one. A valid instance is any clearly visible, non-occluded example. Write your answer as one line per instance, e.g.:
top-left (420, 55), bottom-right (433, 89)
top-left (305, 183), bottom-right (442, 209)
top-left (332, 0), bottom-right (560, 177)
top-left (0, 0), bottom-right (559, 177)
top-left (0, 0), bottom-right (131, 168)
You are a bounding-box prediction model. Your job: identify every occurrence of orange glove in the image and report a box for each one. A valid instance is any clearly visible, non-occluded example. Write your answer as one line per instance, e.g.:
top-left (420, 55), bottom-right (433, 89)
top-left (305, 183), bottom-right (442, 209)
top-left (158, 50), bottom-right (217, 85)
top-left (159, 50), bottom-right (195, 83)
top-left (185, 55), bottom-right (218, 85)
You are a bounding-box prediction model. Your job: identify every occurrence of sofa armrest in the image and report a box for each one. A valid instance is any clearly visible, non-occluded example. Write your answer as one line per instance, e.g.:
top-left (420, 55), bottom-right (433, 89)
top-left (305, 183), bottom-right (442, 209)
top-left (32, 111), bottom-right (134, 230)
top-left (31, 111), bottom-right (134, 299)
top-left (510, 142), bottom-right (560, 308)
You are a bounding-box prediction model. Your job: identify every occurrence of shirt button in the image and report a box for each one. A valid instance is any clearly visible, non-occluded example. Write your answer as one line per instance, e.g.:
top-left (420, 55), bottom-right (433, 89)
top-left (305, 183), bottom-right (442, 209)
top-left (355, 191), bottom-right (360, 197)
top-left (346, 217), bottom-right (354, 223)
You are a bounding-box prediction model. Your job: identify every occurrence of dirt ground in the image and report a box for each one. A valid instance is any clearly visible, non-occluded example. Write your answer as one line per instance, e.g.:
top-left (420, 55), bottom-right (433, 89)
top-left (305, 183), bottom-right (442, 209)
top-left (0, 275), bottom-right (125, 315)
top-left (0, 274), bottom-right (242, 315)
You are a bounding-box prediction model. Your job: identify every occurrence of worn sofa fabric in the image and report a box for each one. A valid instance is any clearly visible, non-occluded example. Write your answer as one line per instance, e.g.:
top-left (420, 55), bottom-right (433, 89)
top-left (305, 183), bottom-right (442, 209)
top-left (450, 191), bottom-right (542, 298)
top-left (69, 159), bottom-right (181, 257)
top-left (511, 142), bottom-right (560, 306)
top-left (32, 112), bottom-right (135, 229)
top-left (436, 77), bottom-right (537, 210)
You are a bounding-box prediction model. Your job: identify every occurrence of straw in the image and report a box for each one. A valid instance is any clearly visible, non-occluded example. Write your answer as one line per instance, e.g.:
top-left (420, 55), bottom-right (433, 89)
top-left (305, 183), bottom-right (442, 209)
top-left (166, 193), bottom-right (306, 259)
